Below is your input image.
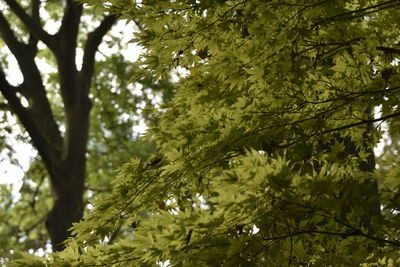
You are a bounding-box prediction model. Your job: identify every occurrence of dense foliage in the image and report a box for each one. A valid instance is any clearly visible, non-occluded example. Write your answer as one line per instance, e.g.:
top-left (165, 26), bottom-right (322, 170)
top-left (12, 0), bottom-right (400, 266)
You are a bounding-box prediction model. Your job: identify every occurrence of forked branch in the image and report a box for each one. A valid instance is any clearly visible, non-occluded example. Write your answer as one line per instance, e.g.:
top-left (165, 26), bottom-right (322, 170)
top-left (3, 0), bottom-right (53, 48)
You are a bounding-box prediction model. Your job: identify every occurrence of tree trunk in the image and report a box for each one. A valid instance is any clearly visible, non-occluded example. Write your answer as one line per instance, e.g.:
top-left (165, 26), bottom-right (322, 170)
top-left (45, 99), bottom-right (91, 251)
top-left (45, 171), bottom-right (85, 251)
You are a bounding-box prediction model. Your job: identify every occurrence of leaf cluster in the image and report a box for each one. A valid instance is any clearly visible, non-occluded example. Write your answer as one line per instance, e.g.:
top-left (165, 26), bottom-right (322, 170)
top-left (15, 0), bottom-right (400, 266)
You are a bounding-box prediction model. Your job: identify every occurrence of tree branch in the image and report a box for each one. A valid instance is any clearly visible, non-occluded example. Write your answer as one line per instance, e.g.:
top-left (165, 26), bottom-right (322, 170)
top-left (0, 67), bottom-right (53, 173)
top-left (29, 174), bottom-right (46, 212)
top-left (0, 11), bottom-right (26, 60)
top-left (3, 0), bottom-right (53, 48)
top-left (0, 11), bottom-right (41, 82)
top-left (319, 111), bottom-right (400, 135)
top-left (377, 46), bottom-right (400, 55)
top-left (312, 0), bottom-right (400, 26)
top-left (263, 228), bottom-right (400, 247)
top-left (0, 12), bottom-right (63, 160)
top-left (52, 0), bottom-right (83, 107)
top-left (27, 0), bottom-right (41, 55)
top-left (81, 14), bottom-right (119, 92)
top-left (57, 0), bottom-right (83, 44)
top-left (107, 226), bottom-right (120, 245)
top-left (0, 102), bottom-right (9, 110)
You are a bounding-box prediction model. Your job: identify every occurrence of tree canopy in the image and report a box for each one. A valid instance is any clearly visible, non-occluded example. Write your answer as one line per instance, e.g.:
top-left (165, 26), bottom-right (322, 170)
top-left (10, 0), bottom-right (400, 266)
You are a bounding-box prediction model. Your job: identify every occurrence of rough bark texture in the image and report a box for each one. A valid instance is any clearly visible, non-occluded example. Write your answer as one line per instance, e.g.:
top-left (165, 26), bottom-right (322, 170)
top-left (0, 0), bottom-right (117, 251)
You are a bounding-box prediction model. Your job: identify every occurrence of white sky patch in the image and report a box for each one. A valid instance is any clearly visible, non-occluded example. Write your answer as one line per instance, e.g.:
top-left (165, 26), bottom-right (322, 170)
top-left (20, 96), bottom-right (29, 108)
top-left (193, 195), bottom-right (209, 210)
top-left (171, 66), bottom-right (189, 82)
top-left (374, 105), bottom-right (390, 157)
top-left (76, 47), bottom-right (84, 70)
top-left (119, 21), bottom-right (142, 62)
top-left (29, 242), bottom-right (52, 256)
top-left (132, 83), bottom-right (143, 95)
top-left (41, 6), bottom-right (61, 35)
top-left (35, 56), bottom-right (54, 73)
top-left (158, 260), bottom-right (171, 267)
top-left (0, 3), bottom-right (5, 10)
top-left (97, 20), bottom-right (142, 63)
top-left (1, 47), bottom-right (23, 86)
top-left (252, 225), bottom-right (260, 234)
top-left (0, 116), bottom-right (36, 200)
top-left (133, 120), bottom-right (148, 136)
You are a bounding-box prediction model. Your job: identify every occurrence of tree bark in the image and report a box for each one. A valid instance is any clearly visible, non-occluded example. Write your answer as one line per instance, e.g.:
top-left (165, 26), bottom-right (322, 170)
top-left (45, 91), bottom-right (91, 251)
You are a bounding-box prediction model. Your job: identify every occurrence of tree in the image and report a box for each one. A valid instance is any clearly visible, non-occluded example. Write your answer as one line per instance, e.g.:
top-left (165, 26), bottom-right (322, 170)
top-left (13, 0), bottom-right (400, 265)
top-left (0, 0), bottom-right (119, 252)
top-left (0, 0), bottom-right (172, 256)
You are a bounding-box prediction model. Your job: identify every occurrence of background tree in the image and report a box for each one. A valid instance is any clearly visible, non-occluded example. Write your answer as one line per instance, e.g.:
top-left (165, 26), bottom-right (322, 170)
top-left (13, 0), bottom-right (400, 266)
top-left (0, 0), bottom-right (117, 253)
top-left (0, 0), bottom-right (172, 258)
